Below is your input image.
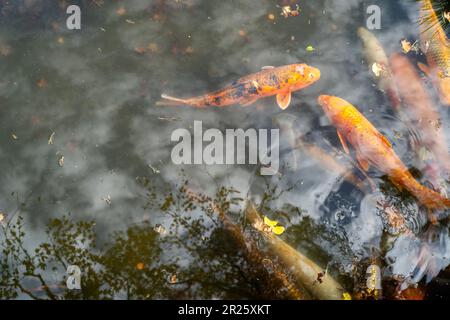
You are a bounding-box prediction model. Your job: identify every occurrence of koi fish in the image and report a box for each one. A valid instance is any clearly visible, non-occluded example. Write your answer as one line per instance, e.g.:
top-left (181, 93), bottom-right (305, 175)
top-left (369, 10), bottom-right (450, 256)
top-left (317, 95), bottom-right (450, 211)
top-left (357, 27), bottom-right (401, 110)
top-left (245, 201), bottom-right (347, 300)
top-left (157, 64), bottom-right (321, 110)
top-left (390, 53), bottom-right (450, 182)
top-left (183, 188), bottom-right (309, 300)
top-left (418, 0), bottom-right (450, 105)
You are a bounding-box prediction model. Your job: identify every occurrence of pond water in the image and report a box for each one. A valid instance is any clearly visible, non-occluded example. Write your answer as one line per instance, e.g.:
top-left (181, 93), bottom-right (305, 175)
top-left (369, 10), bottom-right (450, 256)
top-left (0, 0), bottom-right (449, 299)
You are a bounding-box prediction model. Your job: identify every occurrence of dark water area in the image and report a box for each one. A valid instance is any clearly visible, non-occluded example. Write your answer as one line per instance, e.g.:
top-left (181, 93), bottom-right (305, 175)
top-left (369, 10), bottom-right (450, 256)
top-left (0, 0), bottom-right (450, 299)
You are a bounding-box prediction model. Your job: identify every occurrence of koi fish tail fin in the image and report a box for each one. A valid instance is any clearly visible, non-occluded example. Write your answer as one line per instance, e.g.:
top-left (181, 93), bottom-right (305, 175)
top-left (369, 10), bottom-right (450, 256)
top-left (156, 94), bottom-right (190, 106)
top-left (403, 177), bottom-right (450, 211)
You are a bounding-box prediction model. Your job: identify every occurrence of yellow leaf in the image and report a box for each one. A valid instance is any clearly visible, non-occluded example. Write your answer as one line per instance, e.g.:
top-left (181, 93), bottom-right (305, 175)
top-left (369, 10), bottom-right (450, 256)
top-left (272, 225), bottom-right (285, 235)
top-left (264, 216), bottom-right (278, 227)
top-left (306, 45), bottom-right (315, 52)
top-left (342, 292), bottom-right (352, 300)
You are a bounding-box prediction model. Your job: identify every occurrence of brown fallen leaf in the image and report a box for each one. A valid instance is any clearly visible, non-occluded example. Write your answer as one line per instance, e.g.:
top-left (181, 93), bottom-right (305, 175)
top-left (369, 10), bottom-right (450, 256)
top-left (184, 46), bottom-right (194, 54)
top-left (0, 44), bottom-right (12, 57)
top-left (136, 262), bottom-right (145, 270)
top-left (134, 47), bottom-right (146, 54)
top-left (116, 7), bottom-right (126, 16)
top-left (37, 78), bottom-right (48, 88)
top-left (147, 42), bottom-right (159, 53)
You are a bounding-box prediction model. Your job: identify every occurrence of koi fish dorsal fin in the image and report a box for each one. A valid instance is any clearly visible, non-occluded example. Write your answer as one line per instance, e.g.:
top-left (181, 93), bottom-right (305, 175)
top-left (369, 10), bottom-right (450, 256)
top-left (356, 151), bottom-right (370, 171)
top-left (276, 92), bottom-right (291, 110)
top-left (376, 131), bottom-right (392, 148)
top-left (337, 130), bottom-right (350, 154)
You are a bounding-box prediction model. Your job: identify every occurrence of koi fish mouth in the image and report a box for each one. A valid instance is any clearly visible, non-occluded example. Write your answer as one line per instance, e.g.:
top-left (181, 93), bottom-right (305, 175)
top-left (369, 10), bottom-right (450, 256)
top-left (317, 95), bottom-right (330, 107)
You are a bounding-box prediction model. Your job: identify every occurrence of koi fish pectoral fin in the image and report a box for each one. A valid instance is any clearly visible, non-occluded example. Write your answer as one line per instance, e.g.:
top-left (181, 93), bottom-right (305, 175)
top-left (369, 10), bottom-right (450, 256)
top-left (337, 130), bottom-right (350, 154)
top-left (417, 62), bottom-right (431, 77)
top-left (157, 94), bottom-right (189, 106)
top-left (356, 151), bottom-right (370, 171)
top-left (276, 92), bottom-right (292, 110)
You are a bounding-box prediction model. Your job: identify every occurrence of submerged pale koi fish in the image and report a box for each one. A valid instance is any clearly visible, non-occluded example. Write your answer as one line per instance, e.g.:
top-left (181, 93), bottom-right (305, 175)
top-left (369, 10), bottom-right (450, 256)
top-left (157, 64), bottom-right (321, 110)
top-left (357, 27), bottom-right (401, 110)
top-left (245, 202), bottom-right (346, 300)
top-left (418, 0), bottom-right (450, 105)
top-left (390, 53), bottom-right (450, 181)
top-left (317, 95), bottom-right (450, 211)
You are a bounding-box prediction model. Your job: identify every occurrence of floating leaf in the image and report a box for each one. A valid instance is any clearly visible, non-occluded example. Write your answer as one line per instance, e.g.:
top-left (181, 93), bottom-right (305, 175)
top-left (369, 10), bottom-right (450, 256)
top-left (342, 292), bottom-right (352, 300)
top-left (272, 225), bottom-right (285, 235)
top-left (306, 45), bottom-right (315, 52)
top-left (264, 216), bottom-right (278, 227)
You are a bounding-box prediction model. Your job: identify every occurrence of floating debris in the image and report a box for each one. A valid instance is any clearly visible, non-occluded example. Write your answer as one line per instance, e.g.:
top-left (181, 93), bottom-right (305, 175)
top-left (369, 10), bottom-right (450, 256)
top-left (102, 195), bottom-right (112, 205)
top-left (57, 37), bottom-right (64, 44)
top-left (444, 12), bottom-right (450, 23)
top-left (153, 224), bottom-right (166, 235)
top-left (280, 4), bottom-right (301, 18)
top-left (148, 163), bottom-right (160, 174)
top-left (48, 132), bottom-right (55, 145)
top-left (168, 274), bottom-right (177, 284)
top-left (58, 154), bottom-right (64, 167)
top-left (371, 62), bottom-right (385, 77)
top-left (157, 116), bottom-right (182, 122)
top-left (136, 262), bottom-right (145, 270)
top-left (0, 211), bottom-right (6, 225)
top-left (125, 19), bottom-right (135, 24)
top-left (267, 13), bottom-right (276, 21)
top-left (11, 133), bottom-right (18, 140)
top-left (400, 39), bottom-right (419, 54)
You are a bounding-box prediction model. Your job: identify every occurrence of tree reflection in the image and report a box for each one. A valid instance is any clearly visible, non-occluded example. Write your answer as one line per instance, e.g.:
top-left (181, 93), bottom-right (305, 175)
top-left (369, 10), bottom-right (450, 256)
top-left (0, 178), bottom-right (317, 300)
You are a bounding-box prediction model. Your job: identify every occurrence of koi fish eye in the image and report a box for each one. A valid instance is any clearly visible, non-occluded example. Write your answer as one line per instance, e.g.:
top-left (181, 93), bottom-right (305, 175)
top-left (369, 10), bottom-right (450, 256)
top-left (308, 72), bottom-right (315, 79)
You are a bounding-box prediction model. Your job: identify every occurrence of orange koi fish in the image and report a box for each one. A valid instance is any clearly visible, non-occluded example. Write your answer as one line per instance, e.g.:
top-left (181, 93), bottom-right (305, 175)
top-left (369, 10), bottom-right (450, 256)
top-left (317, 95), bottom-right (450, 211)
top-left (157, 64), bottom-right (321, 110)
top-left (418, 0), bottom-right (450, 105)
top-left (390, 53), bottom-right (450, 179)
